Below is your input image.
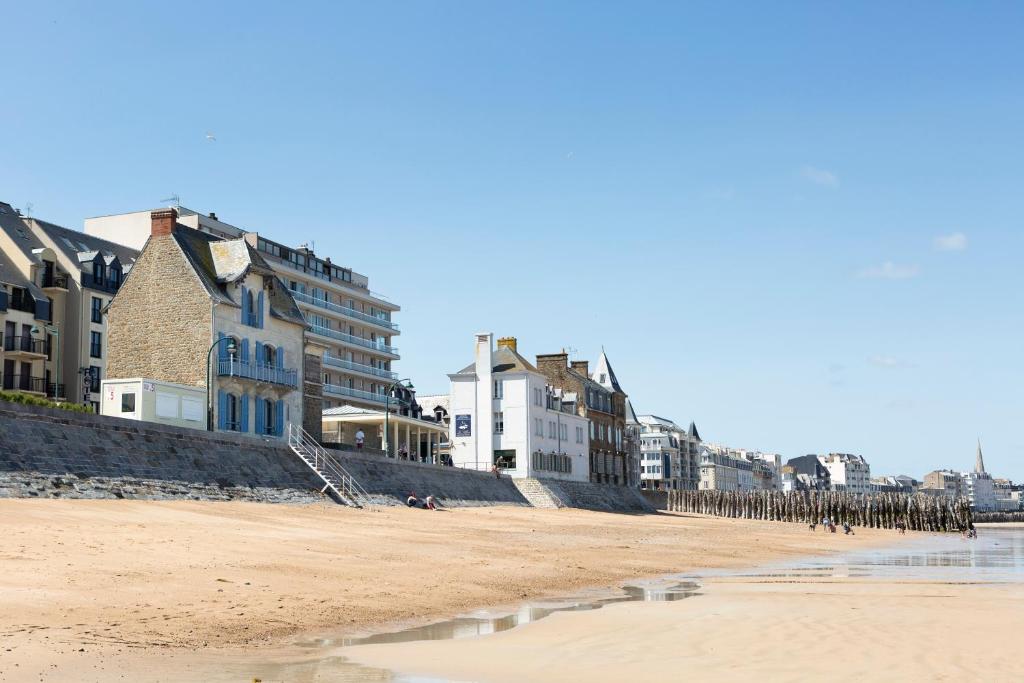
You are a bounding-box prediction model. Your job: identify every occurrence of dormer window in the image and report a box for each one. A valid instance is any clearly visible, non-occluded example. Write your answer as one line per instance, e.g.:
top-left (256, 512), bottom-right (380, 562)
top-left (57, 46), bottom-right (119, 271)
top-left (93, 261), bottom-right (105, 283)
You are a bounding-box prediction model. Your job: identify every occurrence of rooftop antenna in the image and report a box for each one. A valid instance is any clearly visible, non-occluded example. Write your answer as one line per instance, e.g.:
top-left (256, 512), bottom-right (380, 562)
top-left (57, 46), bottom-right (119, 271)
top-left (160, 194), bottom-right (181, 208)
top-left (566, 345), bottom-right (579, 359)
top-left (24, 202), bottom-right (33, 218)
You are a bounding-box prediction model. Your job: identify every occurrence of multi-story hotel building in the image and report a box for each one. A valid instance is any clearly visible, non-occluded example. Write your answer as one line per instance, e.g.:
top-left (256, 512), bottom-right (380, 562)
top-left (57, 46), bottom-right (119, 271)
top-left (817, 453), bottom-right (871, 494)
top-left (636, 415), bottom-right (702, 491)
top-left (85, 206), bottom-right (401, 411)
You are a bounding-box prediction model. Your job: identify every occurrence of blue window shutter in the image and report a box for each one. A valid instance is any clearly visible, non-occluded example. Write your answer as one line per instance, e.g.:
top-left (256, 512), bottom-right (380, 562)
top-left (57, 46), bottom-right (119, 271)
top-left (255, 341), bottom-right (264, 366)
top-left (275, 400), bottom-right (285, 436)
top-left (239, 394), bottom-right (249, 433)
top-left (240, 286), bottom-right (249, 325)
top-left (218, 332), bottom-right (228, 361)
top-left (255, 397), bottom-right (264, 435)
top-left (240, 338), bottom-right (249, 362)
top-left (276, 346), bottom-right (284, 370)
top-left (217, 390), bottom-right (227, 430)
top-left (257, 291), bottom-right (265, 328)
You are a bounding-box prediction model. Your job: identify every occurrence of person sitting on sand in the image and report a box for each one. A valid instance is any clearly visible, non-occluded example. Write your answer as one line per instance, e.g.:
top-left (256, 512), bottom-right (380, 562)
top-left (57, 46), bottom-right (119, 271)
top-left (407, 492), bottom-right (419, 507)
top-left (425, 495), bottom-right (437, 510)
top-left (842, 522), bottom-right (853, 535)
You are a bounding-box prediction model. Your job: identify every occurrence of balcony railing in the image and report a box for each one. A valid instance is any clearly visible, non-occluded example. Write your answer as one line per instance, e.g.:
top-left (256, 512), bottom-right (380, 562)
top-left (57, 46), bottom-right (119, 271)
top-left (323, 383), bottom-right (388, 404)
top-left (323, 353), bottom-right (398, 380)
top-left (307, 324), bottom-right (399, 357)
top-left (42, 273), bottom-right (69, 290)
top-left (290, 290), bottom-right (399, 332)
top-left (217, 358), bottom-right (298, 388)
top-left (46, 383), bottom-right (66, 400)
top-left (3, 335), bottom-right (46, 355)
top-left (1, 374), bottom-right (46, 394)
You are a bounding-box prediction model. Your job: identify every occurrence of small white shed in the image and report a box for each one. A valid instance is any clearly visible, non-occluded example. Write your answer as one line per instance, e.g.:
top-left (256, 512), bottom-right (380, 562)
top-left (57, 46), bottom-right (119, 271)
top-left (100, 378), bottom-right (207, 430)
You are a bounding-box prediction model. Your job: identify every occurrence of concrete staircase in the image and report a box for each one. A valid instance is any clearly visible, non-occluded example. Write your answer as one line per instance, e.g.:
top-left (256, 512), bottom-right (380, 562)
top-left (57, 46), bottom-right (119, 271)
top-left (512, 478), bottom-right (567, 509)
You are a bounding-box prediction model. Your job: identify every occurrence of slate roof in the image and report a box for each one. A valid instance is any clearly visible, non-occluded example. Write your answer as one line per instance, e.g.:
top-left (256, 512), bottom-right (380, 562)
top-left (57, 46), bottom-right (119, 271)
top-left (688, 421), bottom-right (701, 441)
top-left (30, 218), bottom-right (139, 273)
top-left (171, 226), bottom-right (305, 327)
top-left (0, 202), bottom-right (46, 259)
top-left (594, 351), bottom-right (623, 392)
top-left (453, 346), bottom-right (541, 376)
top-left (786, 454), bottom-right (830, 478)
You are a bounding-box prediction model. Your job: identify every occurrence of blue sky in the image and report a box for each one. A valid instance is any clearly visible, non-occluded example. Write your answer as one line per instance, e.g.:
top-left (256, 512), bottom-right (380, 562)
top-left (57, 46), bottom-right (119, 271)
top-left (2, 2), bottom-right (1021, 479)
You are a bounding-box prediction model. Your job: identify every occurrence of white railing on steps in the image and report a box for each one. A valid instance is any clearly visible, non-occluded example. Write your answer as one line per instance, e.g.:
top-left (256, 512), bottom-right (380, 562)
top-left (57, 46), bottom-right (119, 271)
top-left (287, 423), bottom-right (371, 508)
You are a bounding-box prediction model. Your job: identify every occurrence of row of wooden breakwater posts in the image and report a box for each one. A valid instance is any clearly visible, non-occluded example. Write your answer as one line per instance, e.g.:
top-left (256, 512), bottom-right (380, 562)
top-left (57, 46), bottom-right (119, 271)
top-left (667, 489), bottom-right (973, 532)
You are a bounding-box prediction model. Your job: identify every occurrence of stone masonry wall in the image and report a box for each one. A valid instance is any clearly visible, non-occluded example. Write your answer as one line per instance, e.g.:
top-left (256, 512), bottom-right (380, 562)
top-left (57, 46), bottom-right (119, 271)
top-left (106, 231), bottom-right (211, 387)
top-left (0, 401), bottom-right (529, 507)
top-left (302, 351), bottom-right (324, 441)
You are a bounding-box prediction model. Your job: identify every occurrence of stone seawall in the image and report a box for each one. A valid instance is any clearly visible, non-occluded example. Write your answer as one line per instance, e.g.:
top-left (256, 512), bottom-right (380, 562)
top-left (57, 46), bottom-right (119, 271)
top-left (0, 402), bottom-right (528, 507)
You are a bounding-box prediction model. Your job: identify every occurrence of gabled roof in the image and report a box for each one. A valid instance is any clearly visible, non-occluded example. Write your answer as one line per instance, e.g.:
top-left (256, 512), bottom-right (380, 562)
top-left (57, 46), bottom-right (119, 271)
top-left (453, 346), bottom-right (541, 376)
top-left (171, 226), bottom-right (305, 326)
top-left (593, 350), bottom-right (623, 393)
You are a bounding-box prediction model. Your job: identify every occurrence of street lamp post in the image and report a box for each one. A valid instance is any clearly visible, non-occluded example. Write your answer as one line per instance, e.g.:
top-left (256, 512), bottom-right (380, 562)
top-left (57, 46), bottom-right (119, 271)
top-left (31, 323), bottom-right (60, 399)
top-left (383, 378), bottom-right (413, 457)
top-left (206, 336), bottom-right (237, 431)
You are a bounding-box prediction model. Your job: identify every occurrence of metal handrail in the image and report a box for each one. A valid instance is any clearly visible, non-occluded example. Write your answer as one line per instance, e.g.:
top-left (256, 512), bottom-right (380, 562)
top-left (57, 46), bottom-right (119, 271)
top-left (322, 353), bottom-right (398, 380)
top-left (290, 289), bottom-right (399, 332)
top-left (287, 423), bottom-right (371, 507)
top-left (217, 357), bottom-right (298, 388)
top-left (307, 324), bottom-right (398, 356)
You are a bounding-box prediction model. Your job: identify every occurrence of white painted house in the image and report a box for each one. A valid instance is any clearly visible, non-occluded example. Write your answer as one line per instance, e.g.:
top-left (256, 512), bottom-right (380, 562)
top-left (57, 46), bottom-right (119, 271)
top-left (818, 453), bottom-right (872, 494)
top-left (448, 334), bottom-right (589, 482)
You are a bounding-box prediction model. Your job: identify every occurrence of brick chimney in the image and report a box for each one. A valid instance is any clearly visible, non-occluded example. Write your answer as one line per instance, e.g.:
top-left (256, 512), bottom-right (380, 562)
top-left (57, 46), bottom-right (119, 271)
top-left (571, 360), bottom-right (590, 378)
top-left (151, 208), bottom-right (178, 237)
top-left (496, 336), bottom-right (517, 352)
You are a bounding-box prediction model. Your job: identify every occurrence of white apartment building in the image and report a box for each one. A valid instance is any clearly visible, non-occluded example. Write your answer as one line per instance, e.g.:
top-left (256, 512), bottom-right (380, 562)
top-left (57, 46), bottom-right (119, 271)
top-left (85, 206), bottom-right (400, 411)
top-left (448, 334), bottom-right (590, 482)
top-left (636, 415), bottom-right (701, 491)
top-left (818, 453), bottom-right (871, 494)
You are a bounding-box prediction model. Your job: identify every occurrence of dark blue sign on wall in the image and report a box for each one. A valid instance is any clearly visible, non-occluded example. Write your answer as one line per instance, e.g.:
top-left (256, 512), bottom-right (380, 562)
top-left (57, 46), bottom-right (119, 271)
top-left (455, 414), bottom-right (472, 437)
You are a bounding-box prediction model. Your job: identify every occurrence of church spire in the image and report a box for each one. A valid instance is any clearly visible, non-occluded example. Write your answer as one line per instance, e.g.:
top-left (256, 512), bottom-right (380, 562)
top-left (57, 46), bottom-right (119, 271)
top-left (975, 438), bottom-right (986, 474)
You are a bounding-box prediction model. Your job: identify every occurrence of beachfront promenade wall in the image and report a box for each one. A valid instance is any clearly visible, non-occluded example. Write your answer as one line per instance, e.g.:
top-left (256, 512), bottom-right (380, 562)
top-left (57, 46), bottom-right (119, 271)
top-left (668, 489), bottom-right (973, 532)
top-left (0, 402), bottom-right (529, 507)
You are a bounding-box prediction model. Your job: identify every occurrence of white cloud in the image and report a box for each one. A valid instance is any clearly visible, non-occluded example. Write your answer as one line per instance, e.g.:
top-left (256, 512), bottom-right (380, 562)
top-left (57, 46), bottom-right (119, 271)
top-left (934, 232), bottom-right (968, 252)
top-left (857, 261), bottom-right (920, 280)
top-left (801, 165), bottom-right (839, 188)
top-left (868, 355), bottom-right (915, 369)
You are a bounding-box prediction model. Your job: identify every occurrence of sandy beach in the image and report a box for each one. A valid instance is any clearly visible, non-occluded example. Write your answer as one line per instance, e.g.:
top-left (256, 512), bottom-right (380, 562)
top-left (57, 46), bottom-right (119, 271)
top-left (0, 499), bottom-right (901, 681)
top-left (349, 579), bottom-right (1024, 682)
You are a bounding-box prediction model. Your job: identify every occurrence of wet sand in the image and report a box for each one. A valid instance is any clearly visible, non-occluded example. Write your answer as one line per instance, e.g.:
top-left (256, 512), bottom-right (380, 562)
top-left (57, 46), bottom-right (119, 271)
top-left (0, 499), bottom-right (899, 681)
top-left (348, 579), bottom-right (1024, 682)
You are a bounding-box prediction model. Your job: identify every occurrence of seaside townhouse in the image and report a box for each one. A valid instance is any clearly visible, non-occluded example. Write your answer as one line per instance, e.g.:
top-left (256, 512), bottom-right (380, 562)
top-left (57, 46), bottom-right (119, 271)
top-left (24, 216), bottom-right (138, 409)
top-left (0, 205), bottom-right (54, 397)
top-left (105, 209), bottom-right (309, 439)
top-left (817, 453), bottom-right (871, 494)
top-left (920, 469), bottom-right (964, 498)
top-left (448, 334), bottom-right (590, 481)
top-left (86, 206), bottom-right (401, 414)
top-left (636, 415), bottom-right (702, 491)
top-left (535, 349), bottom-right (633, 486)
top-left (782, 455), bottom-right (831, 491)
top-left (699, 445), bottom-right (754, 491)
top-left (0, 201), bottom-right (137, 406)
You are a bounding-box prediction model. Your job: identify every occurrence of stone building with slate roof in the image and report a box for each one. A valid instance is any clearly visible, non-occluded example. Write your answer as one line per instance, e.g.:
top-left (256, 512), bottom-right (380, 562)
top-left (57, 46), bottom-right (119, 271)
top-left (105, 209), bottom-right (309, 440)
top-left (536, 349), bottom-right (632, 486)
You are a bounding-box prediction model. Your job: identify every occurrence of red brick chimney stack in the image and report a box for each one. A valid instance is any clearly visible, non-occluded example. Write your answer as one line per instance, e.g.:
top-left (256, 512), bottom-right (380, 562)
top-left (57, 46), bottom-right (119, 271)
top-left (151, 208), bottom-right (178, 237)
